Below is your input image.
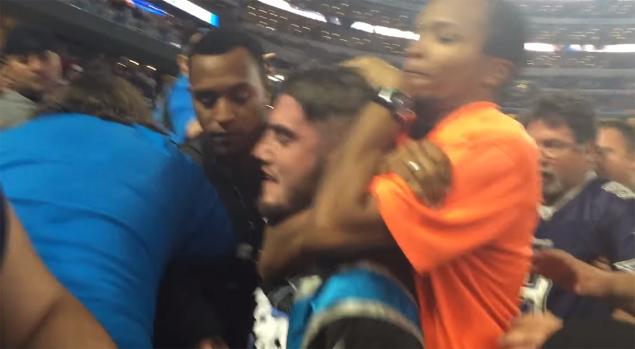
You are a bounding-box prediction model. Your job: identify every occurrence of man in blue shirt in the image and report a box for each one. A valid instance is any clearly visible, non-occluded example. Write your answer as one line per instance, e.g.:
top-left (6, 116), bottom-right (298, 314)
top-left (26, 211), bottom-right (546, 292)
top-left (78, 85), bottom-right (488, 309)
top-left (0, 67), bottom-right (234, 348)
top-left (522, 93), bottom-right (635, 319)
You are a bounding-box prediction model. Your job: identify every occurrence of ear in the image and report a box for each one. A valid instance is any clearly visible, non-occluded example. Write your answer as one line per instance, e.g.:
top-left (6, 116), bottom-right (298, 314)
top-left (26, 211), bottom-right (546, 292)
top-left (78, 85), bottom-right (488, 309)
top-left (482, 57), bottom-right (514, 89)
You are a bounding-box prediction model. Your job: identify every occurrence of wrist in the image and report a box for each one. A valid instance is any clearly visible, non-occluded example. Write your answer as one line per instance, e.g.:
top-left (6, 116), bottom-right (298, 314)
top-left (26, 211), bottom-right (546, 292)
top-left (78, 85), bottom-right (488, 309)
top-left (594, 269), bottom-right (616, 298)
top-left (373, 87), bottom-right (416, 126)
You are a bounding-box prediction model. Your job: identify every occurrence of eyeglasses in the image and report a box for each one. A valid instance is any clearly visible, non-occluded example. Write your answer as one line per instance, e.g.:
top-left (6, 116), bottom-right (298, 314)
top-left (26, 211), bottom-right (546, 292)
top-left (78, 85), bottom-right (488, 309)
top-left (536, 139), bottom-right (583, 158)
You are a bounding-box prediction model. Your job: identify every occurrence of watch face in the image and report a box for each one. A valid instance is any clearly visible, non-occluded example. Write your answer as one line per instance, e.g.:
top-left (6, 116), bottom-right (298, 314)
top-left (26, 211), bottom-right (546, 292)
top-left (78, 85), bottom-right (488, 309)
top-left (392, 92), bottom-right (415, 113)
top-left (397, 108), bottom-right (417, 124)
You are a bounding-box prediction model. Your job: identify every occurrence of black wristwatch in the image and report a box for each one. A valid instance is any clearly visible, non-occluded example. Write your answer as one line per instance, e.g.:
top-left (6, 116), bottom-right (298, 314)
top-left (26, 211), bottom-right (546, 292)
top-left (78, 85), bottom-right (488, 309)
top-left (373, 87), bottom-right (416, 125)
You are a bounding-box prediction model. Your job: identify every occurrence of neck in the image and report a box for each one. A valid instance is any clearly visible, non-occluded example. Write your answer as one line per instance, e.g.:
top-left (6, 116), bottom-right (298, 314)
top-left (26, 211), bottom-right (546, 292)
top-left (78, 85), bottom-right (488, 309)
top-left (545, 171), bottom-right (594, 206)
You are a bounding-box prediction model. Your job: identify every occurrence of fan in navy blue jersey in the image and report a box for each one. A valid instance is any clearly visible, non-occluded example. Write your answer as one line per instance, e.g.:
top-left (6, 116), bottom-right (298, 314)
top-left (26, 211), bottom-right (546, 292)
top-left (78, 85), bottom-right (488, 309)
top-left (522, 93), bottom-right (635, 320)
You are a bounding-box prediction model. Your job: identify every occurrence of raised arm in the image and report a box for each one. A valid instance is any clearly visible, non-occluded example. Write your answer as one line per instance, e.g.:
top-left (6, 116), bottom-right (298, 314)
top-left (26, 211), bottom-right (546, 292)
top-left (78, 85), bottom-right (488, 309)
top-left (309, 58), bottom-right (403, 244)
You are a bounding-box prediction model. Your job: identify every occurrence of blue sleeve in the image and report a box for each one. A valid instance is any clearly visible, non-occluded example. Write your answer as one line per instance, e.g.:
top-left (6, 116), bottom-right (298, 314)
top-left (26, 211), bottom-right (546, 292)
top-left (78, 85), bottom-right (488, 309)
top-left (0, 187), bottom-right (6, 267)
top-left (168, 84), bottom-right (196, 144)
top-left (178, 164), bottom-right (236, 262)
top-left (603, 194), bottom-right (635, 264)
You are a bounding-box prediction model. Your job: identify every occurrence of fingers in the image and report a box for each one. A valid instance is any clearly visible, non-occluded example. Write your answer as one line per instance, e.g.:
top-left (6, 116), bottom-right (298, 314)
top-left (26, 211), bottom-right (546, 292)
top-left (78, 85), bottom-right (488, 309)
top-left (386, 140), bottom-right (452, 206)
top-left (499, 313), bottom-right (562, 349)
top-left (499, 330), bottom-right (540, 349)
top-left (533, 249), bottom-right (581, 279)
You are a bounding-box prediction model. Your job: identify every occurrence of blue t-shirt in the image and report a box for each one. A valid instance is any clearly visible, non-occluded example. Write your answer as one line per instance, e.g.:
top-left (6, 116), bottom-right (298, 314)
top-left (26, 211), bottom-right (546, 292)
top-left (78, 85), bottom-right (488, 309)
top-left (522, 177), bottom-right (635, 319)
top-left (0, 114), bottom-right (234, 348)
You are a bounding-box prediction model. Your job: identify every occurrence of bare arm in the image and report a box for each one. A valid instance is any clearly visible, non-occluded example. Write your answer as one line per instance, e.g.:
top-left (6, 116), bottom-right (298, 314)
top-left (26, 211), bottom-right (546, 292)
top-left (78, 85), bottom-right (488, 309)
top-left (309, 102), bottom-right (400, 247)
top-left (605, 272), bottom-right (635, 316)
top-left (307, 57), bottom-right (404, 251)
top-left (534, 249), bottom-right (635, 316)
top-left (0, 203), bottom-right (116, 348)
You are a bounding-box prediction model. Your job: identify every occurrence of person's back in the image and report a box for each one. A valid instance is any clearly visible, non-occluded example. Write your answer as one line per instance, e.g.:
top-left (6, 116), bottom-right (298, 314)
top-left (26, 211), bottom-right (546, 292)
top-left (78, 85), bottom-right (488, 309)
top-left (0, 66), bottom-right (234, 348)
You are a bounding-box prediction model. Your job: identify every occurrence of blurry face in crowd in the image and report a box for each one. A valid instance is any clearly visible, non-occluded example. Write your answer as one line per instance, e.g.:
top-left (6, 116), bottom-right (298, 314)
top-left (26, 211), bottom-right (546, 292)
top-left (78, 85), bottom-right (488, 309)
top-left (2, 51), bottom-right (54, 99)
top-left (597, 127), bottom-right (635, 189)
top-left (403, 0), bottom-right (510, 109)
top-left (190, 48), bottom-right (268, 158)
top-left (526, 119), bottom-right (595, 205)
top-left (254, 94), bottom-right (344, 223)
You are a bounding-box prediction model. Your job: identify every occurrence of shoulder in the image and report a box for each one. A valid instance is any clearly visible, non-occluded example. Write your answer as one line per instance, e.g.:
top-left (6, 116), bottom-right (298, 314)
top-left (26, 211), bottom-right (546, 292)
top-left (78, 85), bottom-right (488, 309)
top-left (581, 179), bottom-right (635, 218)
top-left (598, 181), bottom-right (635, 201)
top-left (582, 179), bottom-right (635, 204)
top-left (464, 123), bottom-right (538, 171)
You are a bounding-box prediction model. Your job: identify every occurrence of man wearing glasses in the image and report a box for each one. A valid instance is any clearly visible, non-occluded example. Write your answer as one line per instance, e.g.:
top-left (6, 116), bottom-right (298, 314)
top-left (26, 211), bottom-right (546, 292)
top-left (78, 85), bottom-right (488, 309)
top-left (522, 93), bottom-right (635, 319)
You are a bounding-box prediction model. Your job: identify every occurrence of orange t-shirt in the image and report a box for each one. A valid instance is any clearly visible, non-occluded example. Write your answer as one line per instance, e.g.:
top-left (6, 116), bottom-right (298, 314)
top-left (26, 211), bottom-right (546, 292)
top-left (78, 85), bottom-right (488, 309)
top-left (371, 102), bottom-right (541, 349)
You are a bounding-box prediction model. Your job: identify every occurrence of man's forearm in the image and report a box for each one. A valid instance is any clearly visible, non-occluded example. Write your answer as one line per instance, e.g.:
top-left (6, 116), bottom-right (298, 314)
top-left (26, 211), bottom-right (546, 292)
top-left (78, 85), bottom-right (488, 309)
top-left (606, 272), bottom-right (635, 316)
top-left (312, 103), bottom-right (399, 237)
top-left (24, 293), bottom-right (116, 349)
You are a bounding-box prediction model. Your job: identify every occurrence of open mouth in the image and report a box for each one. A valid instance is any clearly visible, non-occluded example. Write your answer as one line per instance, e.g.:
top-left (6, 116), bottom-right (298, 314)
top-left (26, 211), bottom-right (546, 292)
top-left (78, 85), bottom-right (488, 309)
top-left (541, 170), bottom-right (555, 181)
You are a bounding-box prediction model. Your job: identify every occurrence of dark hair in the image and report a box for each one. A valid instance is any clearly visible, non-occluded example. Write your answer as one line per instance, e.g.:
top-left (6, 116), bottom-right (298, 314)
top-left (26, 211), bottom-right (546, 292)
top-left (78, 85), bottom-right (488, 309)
top-left (180, 28), bottom-right (210, 56)
top-left (39, 61), bottom-right (158, 130)
top-left (189, 28), bottom-right (265, 76)
top-left (3, 25), bottom-right (58, 57)
top-left (525, 93), bottom-right (598, 144)
top-left (600, 119), bottom-right (635, 152)
top-left (483, 0), bottom-right (528, 68)
top-left (280, 66), bottom-right (374, 122)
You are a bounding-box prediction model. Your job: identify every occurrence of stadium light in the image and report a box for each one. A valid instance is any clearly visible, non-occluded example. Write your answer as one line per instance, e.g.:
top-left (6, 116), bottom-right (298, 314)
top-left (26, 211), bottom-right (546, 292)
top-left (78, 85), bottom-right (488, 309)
top-left (528, 43), bottom-right (635, 53)
top-left (524, 43), bottom-right (558, 52)
top-left (351, 21), bottom-right (419, 40)
top-left (160, 0), bottom-right (220, 27)
top-left (576, 44), bottom-right (635, 53)
top-left (256, 1), bottom-right (635, 53)
top-left (257, 0), bottom-right (326, 22)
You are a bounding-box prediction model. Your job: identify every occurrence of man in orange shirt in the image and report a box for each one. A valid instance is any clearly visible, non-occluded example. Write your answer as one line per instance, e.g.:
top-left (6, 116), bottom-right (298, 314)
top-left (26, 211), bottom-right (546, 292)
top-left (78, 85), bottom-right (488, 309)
top-left (259, 0), bottom-right (540, 348)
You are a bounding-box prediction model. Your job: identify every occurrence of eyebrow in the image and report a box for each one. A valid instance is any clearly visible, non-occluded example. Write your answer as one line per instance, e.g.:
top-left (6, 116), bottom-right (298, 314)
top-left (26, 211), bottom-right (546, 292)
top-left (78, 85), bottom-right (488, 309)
top-left (268, 123), bottom-right (297, 139)
top-left (416, 19), bottom-right (460, 31)
top-left (191, 81), bottom-right (252, 94)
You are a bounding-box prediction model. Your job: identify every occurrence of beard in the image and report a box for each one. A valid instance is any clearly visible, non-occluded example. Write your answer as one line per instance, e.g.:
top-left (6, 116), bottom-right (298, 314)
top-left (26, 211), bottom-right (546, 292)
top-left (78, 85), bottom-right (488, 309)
top-left (542, 170), bottom-right (565, 206)
top-left (258, 162), bottom-right (324, 226)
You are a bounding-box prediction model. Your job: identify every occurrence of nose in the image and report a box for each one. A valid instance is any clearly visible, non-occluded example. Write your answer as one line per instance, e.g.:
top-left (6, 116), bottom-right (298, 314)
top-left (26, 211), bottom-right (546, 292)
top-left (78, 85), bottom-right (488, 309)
top-left (28, 56), bottom-right (46, 73)
top-left (214, 98), bottom-right (236, 128)
top-left (200, 97), bottom-right (236, 132)
top-left (537, 146), bottom-right (554, 167)
top-left (405, 35), bottom-right (427, 61)
top-left (253, 132), bottom-right (273, 164)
